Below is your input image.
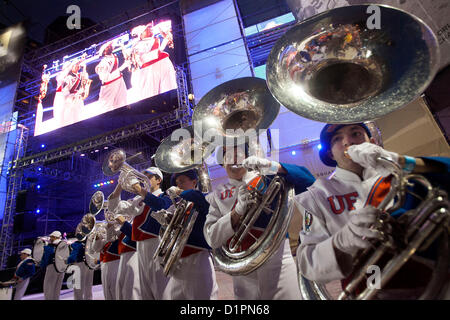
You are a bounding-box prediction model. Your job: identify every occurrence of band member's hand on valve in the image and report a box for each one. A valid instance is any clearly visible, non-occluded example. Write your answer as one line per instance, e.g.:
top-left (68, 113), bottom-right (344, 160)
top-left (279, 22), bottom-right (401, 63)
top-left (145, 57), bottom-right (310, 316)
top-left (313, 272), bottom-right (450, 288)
top-left (150, 209), bottom-right (172, 227)
top-left (234, 185), bottom-right (255, 216)
top-left (346, 142), bottom-right (399, 177)
top-left (332, 206), bottom-right (384, 256)
top-left (242, 156), bottom-right (280, 175)
top-left (166, 186), bottom-right (182, 199)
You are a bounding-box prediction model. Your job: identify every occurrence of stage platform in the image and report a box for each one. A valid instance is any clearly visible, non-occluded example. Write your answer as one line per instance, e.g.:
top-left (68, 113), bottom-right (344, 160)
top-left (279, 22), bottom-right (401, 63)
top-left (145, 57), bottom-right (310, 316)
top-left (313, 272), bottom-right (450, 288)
top-left (20, 270), bottom-right (235, 300)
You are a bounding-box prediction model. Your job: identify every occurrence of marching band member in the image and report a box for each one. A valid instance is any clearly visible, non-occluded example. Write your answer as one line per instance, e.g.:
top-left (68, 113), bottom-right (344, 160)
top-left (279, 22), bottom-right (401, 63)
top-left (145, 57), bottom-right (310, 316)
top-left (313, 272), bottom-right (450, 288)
top-left (92, 225), bottom-right (121, 300)
top-left (108, 167), bottom-right (172, 300)
top-left (114, 217), bottom-right (141, 300)
top-left (95, 41), bottom-right (129, 112)
top-left (40, 231), bottom-right (65, 300)
top-left (55, 59), bottom-right (87, 126)
top-left (295, 123), bottom-right (450, 299)
top-left (129, 24), bottom-right (177, 101)
top-left (5, 248), bottom-right (36, 300)
top-left (152, 169), bottom-right (219, 299)
top-left (67, 234), bottom-right (94, 300)
top-left (203, 143), bottom-right (316, 299)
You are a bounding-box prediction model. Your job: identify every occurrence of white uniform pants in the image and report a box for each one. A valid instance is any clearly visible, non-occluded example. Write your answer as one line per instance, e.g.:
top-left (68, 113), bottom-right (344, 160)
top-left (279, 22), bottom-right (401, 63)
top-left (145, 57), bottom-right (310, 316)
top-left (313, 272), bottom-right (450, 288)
top-left (72, 262), bottom-right (94, 300)
top-left (43, 264), bottom-right (64, 300)
top-left (116, 251), bottom-right (141, 300)
top-left (137, 238), bottom-right (169, 300)
top-left (13, 278), bottom-right (30, 300)
top-left (233, 239), bottom-right (301, 300)
top-left (163, 251), bottom-right (219, 300)
top-left (101, 260), bottom-right (120, 300)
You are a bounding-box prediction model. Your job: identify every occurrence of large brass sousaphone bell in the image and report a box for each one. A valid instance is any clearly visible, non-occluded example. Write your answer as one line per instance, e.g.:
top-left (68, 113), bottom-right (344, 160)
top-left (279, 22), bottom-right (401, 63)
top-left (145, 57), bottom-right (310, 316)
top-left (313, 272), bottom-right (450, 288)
top-left (264, 4), bottom-right (447, 299)
top-left (192, 77), bottom-right (296, 275)
top-left (266, 4), bottom-right (440, 123)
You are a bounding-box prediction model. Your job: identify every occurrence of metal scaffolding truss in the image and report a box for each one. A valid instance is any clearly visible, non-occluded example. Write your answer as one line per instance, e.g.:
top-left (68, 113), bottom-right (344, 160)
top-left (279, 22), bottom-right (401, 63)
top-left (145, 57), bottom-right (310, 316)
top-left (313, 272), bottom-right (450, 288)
top-left (0, 125), bottom-right (29, 268)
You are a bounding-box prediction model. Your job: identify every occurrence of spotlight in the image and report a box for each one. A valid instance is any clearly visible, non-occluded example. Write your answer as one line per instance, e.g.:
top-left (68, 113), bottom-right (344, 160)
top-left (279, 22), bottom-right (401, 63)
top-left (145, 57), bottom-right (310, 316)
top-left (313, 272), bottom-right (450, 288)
top-left (37, 185), bottom-right (41, 189)
top-left (80, 153), bottom-right (85, 157)
top-left (36, 209), bottom-right (40, 214)
top-left (291, 151), bottom-right (296, 156)
top-left (41, 144), bottom-right (45, 148)
top-left (317, 144), bottom-right (322, 150)
top-left (95, 149), bottom-right (99, 153)
top-left (37, 167), bottom-right (42, 172)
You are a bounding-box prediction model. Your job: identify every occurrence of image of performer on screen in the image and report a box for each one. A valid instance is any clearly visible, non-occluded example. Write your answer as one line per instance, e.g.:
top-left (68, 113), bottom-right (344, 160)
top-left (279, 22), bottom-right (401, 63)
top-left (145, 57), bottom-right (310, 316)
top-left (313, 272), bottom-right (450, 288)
top-left (129, 22), bottom-right (177, 102)
top-left (95, 41), bottom-right (129, 112)
top-left (54, 55), bottom-right (91, 126)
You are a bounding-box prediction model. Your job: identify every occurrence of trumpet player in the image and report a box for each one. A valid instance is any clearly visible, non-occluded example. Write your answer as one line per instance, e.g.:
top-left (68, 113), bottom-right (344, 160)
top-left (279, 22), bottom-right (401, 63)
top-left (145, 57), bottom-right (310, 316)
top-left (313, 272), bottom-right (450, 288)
top-left (295, 123), bottom-right (450, 299)
top-left (203, 143), bottom-right (315, 300)
top-left (114, 217), bottom-right (141, 300)
top-left (108, 167), bottom-right (172, 300)
top-left (152, 169), bottom-right (219, 299)
top-left (1, 248), bottom-right (36, 300)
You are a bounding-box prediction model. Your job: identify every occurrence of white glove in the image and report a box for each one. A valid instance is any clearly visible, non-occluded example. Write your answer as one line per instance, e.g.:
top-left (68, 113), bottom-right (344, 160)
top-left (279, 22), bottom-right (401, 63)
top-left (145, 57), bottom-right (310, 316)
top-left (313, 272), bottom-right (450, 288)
top-left (116, 200), bottom-right (132, 214)
top-left (234, 185), bottom-right (254, 216)
top-left (151, 209), bottom-right (172, 226)
top-left (242, 156), bottom-right (280, 175)
top-left (166, 186), bottom-right (182, 199)
top-left (347, 142), bottom-right (399, 177)
top-left (332, 206), bottom-right (383, 256)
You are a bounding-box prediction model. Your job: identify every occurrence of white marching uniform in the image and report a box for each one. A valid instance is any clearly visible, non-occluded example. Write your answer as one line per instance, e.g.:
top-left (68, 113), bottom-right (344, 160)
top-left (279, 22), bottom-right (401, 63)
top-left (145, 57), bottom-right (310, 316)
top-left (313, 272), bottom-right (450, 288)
top-left (43, 265), bottom-right (64, 300)
top-left (93, 228), bottom-right (121, 300)
top-left (107, 190), bottom-right (168, 300)
top-left (41, 239), bottom-right (64, 300)
top-left (56, 71), bottom-right (85, 126)
top-left (72, 261), bottom-right (94, 300)
top-left (162, 190), bottom-right (219, 300)
top-left (12, 257), bottom-right (35, 300)
top-left (130, 37), bottom-right (177, 100)
top-left (100, 240), bottom-right (121, 300)
top-left (295, 166), bottom-right (388, 282)
top-left (13, 278), bottom-right (30, 300)
top-left (204, 171), bottom-right (301, 300)
top-left (95, 54), bottom-right (128, 111)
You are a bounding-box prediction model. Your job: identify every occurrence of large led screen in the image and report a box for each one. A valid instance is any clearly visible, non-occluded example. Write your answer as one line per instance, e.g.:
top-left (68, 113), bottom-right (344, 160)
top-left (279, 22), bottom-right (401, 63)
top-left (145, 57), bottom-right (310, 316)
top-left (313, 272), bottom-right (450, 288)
top-left (34, 19), bottom-right (178, 136)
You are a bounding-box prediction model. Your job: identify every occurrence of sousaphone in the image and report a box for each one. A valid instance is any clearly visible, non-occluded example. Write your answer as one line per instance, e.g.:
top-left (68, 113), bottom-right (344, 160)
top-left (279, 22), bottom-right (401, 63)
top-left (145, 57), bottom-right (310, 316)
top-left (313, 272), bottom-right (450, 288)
top-left (192, 77), bottom-right (295, 275)
top-left (152, 125), bottom-right (215, 276)
top-left (265, 4), bottom-right (448, 299)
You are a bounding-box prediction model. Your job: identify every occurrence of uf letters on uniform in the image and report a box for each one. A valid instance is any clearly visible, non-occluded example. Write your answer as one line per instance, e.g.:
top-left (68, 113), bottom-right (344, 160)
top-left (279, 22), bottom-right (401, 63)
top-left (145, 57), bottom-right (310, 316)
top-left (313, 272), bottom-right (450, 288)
top-left (327, 192), bottom-right (358, 214)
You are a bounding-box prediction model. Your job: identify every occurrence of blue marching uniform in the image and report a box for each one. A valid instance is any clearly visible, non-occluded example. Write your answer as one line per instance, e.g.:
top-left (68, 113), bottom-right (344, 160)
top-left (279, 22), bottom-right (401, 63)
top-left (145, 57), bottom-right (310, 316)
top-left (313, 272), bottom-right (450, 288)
top-left (67, 240), bottom-right (94, 300)
top-left (13, 258), bottom-right (36, 300)
top-left (41, 242), bottom-right (64, 300)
